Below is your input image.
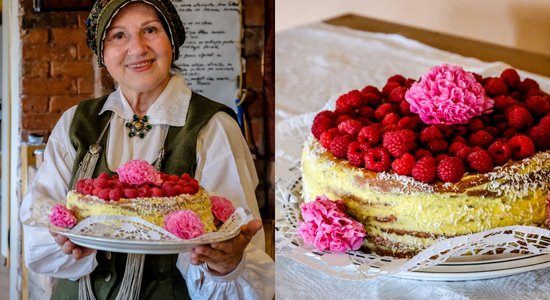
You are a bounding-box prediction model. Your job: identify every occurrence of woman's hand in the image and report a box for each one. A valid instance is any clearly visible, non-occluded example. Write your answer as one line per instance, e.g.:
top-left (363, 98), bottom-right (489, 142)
top-left (50, 230), bottom-right (95, 260)
top-left (190, 219), bottom-right (262, 275)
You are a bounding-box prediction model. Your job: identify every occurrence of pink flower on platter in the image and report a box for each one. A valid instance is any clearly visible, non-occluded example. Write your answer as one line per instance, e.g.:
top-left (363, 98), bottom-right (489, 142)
top-left (210, 196), bottom-right (235, 223)
top-left (164, 210), bottom-right (205, 239)
top-left (116, 159), bottom-right (162, 186)
top-left (49, 204), bottom-right (77, 229)
top-left (298, 196), bottom-right (365, 253)
top-left (405, 64), bottom-right (494, 125)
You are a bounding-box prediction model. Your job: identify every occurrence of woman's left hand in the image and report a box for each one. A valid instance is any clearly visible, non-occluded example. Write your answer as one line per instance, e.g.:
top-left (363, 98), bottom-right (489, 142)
top-left (190, 219), bottom-right (262, 275)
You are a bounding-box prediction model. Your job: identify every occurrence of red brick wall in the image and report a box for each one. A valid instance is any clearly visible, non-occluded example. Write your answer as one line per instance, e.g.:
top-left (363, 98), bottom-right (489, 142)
top-left (18, 0), bottom-right (275, 219)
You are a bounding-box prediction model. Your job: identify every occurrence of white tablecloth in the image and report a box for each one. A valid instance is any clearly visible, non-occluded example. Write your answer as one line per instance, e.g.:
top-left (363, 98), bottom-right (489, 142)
top-left (275, 22), bottom-right (550, 300)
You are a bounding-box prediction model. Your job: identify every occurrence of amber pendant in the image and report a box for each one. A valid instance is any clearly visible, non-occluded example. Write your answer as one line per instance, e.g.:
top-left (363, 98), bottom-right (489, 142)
top-left (125, 115), bottom-right (152, 138)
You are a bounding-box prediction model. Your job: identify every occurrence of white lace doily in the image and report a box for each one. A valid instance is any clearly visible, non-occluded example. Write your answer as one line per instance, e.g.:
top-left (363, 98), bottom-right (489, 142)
top-left (46, 208), bottom-right (252, 254)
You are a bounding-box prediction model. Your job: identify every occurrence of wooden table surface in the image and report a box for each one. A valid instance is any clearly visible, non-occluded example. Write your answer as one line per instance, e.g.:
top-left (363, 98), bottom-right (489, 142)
top-left (325, 14), bottom-right (550, 78)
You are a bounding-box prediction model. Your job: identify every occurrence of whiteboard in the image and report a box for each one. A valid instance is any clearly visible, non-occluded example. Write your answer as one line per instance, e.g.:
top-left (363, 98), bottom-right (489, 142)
top-left (172, 0), bottom-right (242, 112)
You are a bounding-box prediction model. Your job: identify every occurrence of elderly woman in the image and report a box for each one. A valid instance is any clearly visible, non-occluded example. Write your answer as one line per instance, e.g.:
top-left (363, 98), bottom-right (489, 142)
top-left (19, 0), bottom-right (274, 299)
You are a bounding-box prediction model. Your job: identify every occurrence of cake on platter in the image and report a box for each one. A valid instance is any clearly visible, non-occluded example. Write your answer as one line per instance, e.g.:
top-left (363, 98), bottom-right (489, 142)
top-left (300, 64), bottom-right (550, 258)
top-left (50, 160), bottom-right (235, 239)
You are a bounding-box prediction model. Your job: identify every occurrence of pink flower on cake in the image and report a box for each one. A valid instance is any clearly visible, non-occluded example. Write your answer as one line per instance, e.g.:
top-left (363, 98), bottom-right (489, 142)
top-left (164, 210), bottom-right (205, 239)
top-left (116, 159), bottom-right (162, 186)
top-left (49, 204), bottom-right (77, 229)
top-left (210, 196), bottom-right (235, 223)
top-left (298, 196), bottom-right (365, 252)
top-left (405, 64), bottom-right (494, 125)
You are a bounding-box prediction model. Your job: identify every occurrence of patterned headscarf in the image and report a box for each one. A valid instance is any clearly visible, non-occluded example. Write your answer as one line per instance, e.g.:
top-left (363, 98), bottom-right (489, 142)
top-left (85, 0), bottom-right (186, 65)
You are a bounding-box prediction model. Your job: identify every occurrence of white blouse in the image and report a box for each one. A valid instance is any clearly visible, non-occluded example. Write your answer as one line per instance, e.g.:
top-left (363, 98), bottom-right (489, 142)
top-left (19, 75), bottom-right (275, 299)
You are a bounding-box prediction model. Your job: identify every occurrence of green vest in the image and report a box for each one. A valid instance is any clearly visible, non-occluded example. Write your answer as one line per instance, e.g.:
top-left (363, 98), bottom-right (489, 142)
top-left (51, 93), bottom-right (235, 300)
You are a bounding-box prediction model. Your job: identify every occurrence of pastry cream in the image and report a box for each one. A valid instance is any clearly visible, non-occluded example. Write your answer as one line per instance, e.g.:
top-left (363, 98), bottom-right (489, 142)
top-left (66, 187), bottom-right (217, 233)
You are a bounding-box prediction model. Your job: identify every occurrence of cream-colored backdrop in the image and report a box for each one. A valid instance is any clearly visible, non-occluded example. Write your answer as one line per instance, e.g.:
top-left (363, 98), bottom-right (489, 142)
top-left (275, 0), bottom-right (550, 55)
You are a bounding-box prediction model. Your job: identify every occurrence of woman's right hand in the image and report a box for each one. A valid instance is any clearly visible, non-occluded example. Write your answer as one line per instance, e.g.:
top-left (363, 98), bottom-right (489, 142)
top-left (50, 231), bottom-right (95, 260)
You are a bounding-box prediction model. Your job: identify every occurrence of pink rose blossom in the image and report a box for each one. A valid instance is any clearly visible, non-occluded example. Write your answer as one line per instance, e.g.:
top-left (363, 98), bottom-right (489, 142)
top-left (164, 210), bottom-right (205, 239)
top-left (298, 196), bottom-right (365, 252)
top-left (116, 159), bottom-right (162, 186)
top-left (49, 204), bottom-right (77, 229)
top-left (405, 64), bottom-right (494, 125)
top-left (210, 196), bottom-right (235, 223)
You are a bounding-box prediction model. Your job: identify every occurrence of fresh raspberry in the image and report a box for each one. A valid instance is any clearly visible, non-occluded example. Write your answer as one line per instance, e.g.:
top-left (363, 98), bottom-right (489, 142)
top-left (435, 154), bottom-right (450, 163)
top-left (374, 103), bottom-right (396, 121)
top-left (398, 101), bottom-right (411, 116)
top-left (451, 136), bottom-right (467, 145)
top-left (361, 85), bottom-right (382, 96)
top-left (467, 149), bottom-right (494, 173)
top-left (530, 124), bottom-right (550, 151)
top-left (507, 106), bottom-right (533, 129)
top-left (381, 81), bottom-right (401, 98)
top-left (180, 173), bottom-right (192, 181)
top-left (162, 185), bottom-right (178, 197)
top-left (383, 129), bottom-right (418, 158)
top-left (468, 130), bottom-right (494, 149)
top-left (508, 135), bottom-right (535, 160)
top-left (451, 125), bottom-right (468, 137)
top-left (139, 186), bottom-right (152, 197)
top-left (456, 146), bottom-right (473, 162)
top-left (98, 189), bottom-right (111, 201)
top-left (182, 186), bottom-right (196, 195)
top-left (518, 78), bottom-right (539, 93)
top-left (124, 188), bottom-right (139, 198)
top-left (364, 147), bottom-right (391, 172)
top-left (503, 128), bottom-right (519, 139)
top-left (488, 141), bottom-right (512, 166)
top-left (335, 93), bottom-right (353, 114)
top-left (415, 149), bottom-right (433, 160)
top-left (162, 181), bottom-right (174, 189)
top-left (526, 95), bottom-right (550, 118)
top-left (437, 157), bottom-right (466, 183)
top-left (540, 115), bottom-right (550, 127)
top-left (335, 115), bottom-right (352, 126)
top-left (391, 153), bottom-right (416, 176)
top-left (93, 178), bottom-right (109, 189)
top-left (438, 125), bottom-right (453, 139)
top-left (361, 92), bottom-right (383, 107)
top-left (346, 90), bottom-right (367, 108)
top-left (311, 113), bottom-right (334, 140)
top-left (493, 96), bottom-right (516, 113)
top-left (382, 124), bottom-right (401, 134)
top-left (338, 119), bottom-right (363, 137)
top-left (168, 175), bottom-right (180, 182)
top-left (319, 128), bottom-right (340, 149)
top-left (468, 118), bottom-right (485, 132)
top-left (357, 125), bottom-right (382, 147)
top-left (98, 172), bottom-right (110, 180)
top-left (500, 68), bottom-right (521, 89)
top-left (329, 135), bottom-right (353, 159)
top-left (524, 88), bottom-right (545, 100)
top-left (484, 77), bottom-right (508, 97)
top-left (387, 74), bottom-right (407, 86)
top-left (412, 157), bottom-right (437, 183)
top-left (388, 86), bottom-right (407, 103)
top-left (359, 106), bottom-right (374, 119)
top-left (398, 116), bottom-right (421, 131)
top-left (484, 126), bottom-right (500, 137)
top-left (75, 180), bottom-right (87, 194)
top-left (151, 187), bottom-right (164, 197)
top-left (448, 142), bottom-right (468, 156)
top-left (346, 141), bottom-right (366, 167)
top-left (426, 139), bottom-right (448, 155)
top-left (109, 189), bottom-right (122, 201)
top-left (420, 125), bottom-right (443, 143)
top-left (382, 113), bottom-right (401, 127)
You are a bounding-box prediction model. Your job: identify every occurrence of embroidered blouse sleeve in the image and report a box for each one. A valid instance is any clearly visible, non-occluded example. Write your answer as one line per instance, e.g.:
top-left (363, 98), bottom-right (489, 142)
top-left (20, 106), bottom-right (98, 280)
top-left (177, 112), bottom-right (275, 299)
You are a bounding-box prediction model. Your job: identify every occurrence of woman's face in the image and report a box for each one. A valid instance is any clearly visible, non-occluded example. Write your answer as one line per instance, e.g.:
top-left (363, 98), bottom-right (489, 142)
top-left (103, 2), bottom-right (173, 96)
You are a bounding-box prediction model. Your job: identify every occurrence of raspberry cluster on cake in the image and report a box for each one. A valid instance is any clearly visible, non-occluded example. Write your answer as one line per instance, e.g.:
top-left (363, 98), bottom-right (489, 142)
top-left (301, 65), bottom-right (550, 258)
top-left (50, 160), bottom-right (220, 239)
